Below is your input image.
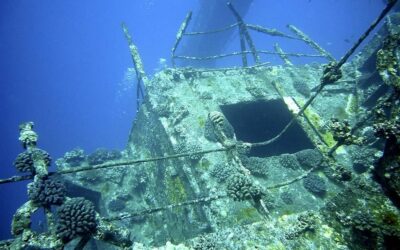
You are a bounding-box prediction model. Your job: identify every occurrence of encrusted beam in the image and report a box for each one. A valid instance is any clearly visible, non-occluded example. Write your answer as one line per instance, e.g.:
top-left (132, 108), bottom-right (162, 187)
top-left (121, 23), bottom-right (148, 86)
top-left (287, 24), bottom-right (335, 62)
top-left (171, 11), bottom-right (192, 67)
top-left (239, 28), bottom-right (248, 66)
top-left (184, 23), bottom-right (238, 35)
top-left (104, 194), bottom-right (226, 222)
top-left (121, 22), bottom-right (147, 111)
top-left (246, 24), bottom-right (298, 40)
top-left (274, 43), bottom-right (293, 66)
top-left (227, 2), bottom-right (260, 64)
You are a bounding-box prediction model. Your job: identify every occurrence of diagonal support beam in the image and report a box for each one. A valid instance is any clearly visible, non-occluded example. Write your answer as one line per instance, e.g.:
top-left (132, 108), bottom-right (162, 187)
top-left (287, 24), bottom-right (335, 62)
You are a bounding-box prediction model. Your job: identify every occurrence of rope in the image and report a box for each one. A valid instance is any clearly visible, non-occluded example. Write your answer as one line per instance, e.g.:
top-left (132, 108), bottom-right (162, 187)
top-left (104, 194), bottom-right (227, 222)
top-left (103, 158), bottom-right (324, 223)
top-left (0, 148), bottom-right (228, 185)
top-left (266, 164), bottom-right (321, 190)
top-left (0, 174), bottom-right (34, 185)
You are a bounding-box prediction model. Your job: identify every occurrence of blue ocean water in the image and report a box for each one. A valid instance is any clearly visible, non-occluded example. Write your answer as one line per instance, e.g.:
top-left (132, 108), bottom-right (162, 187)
top-left (0, 0), bottom-right (386, 241)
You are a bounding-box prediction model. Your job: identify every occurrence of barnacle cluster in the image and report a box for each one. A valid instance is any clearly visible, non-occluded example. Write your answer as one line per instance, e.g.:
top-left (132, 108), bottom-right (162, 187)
top-left (373, 116), bottom-right (400, 139)
top-left (324, 163), bottom-right (352, 182)
top-left (376, 32), bottom-right (400, 91)
top-left (321, 61), bottom-right (342, 85)
top-left (329, 118), bottom-right (365, 145)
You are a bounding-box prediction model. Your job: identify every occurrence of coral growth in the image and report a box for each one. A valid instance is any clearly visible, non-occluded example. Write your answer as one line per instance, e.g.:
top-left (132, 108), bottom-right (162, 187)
top-left (241, 156), bottom-right (269, 177)
top-left (18, 122), bottom-right (38, 149)
top-left (285, 211), bottom-right (318, 239)
top-left (295, 149), bottom-right (323, 170)
top-left (28, 176), bottom-right (66, 207)
top-left (56, 198), bottom-right (97, 243)
top-left (376, 32), bottom-right (400, 92)
top-left (14, 148), bottom-right (51, 173)
top-left (175, 142), bottom-right (203, 161)
top-left (337, 209), bottom-right (400, 247)
top-left (303, 173), bottom-right (327, 197)
top-left (87, 148), bottom-right (122, 165)
top-left (210, 163), bottom-right (235, 183)
top-left (63, 148), bottom-right (86, 166)
top-left (193, 235), bottom-right (217, 250)
top-left (226, 174), bottom-right (263, 202)
top-left (279, 153), bottom-right (300, 170)
top-left (348, 146), bottom-right (377, 173)
top-left (373, 116), bottom-right (400, 139)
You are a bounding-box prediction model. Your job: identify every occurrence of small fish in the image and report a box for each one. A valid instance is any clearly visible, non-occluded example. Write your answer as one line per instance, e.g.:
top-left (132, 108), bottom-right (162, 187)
top-left (344, 38), bottom-right (351, 43)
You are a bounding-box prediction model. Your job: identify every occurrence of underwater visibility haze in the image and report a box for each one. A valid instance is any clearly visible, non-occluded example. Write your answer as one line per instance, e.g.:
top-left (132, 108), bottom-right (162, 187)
top-left (1, 0), bottom-right (399, 249)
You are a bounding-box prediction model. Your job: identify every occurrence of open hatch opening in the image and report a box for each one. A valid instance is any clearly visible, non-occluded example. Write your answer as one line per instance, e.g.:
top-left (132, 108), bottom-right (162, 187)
top-left (221, 99), bottom-right (314, 157)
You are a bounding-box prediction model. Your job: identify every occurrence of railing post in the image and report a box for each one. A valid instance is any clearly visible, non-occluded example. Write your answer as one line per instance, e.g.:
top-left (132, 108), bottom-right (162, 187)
top-left (239, 29), bottom-right (248, 67)
top-left (121, 23), bottom-right (148, 112)
top-left (227, 2), bottom-right (260, 65)
top-left (171, 11), bottom-right (192, 68)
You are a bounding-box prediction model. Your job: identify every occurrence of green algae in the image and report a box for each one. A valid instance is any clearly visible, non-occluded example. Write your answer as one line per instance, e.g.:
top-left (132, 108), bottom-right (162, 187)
top-left (166, 176), bottom-right (187, 208)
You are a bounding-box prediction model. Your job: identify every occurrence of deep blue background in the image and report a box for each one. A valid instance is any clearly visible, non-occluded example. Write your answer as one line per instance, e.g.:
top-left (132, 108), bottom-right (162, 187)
top-left (0, 0), bottom-right (386, 240)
